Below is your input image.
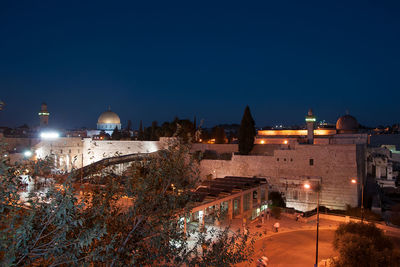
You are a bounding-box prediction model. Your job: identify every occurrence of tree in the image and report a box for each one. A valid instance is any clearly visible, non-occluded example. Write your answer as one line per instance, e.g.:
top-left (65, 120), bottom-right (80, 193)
top-left (99, 130), bottom-right (110, 140)
top-left (0, 142), bottom-right (254, 266)
top-left (0, 144), bottom-right (106, 266)
top-left (150, 121), bottom-right (159, 141)
top-left (127, 120), bottom-right (132, 132)
top-left (156, 117), bottom-right (195, 143)
top-left (121, 120), bottom-right (132, 139)
top-left (268, 191), bottom-right (286, 208)
top-left (332, 222), bottom-right (400, 267)
top-left (212, 126), bottom-right (226, 144)
top-left (111, 126), bottom-right (121, 140)
top-left (138, 120), bottom-right (144, 141)
top-left (238, 106), bottom-right (256, 155)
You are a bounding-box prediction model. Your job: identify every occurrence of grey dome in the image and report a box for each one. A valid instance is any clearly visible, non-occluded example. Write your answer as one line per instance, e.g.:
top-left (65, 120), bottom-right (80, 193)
top-left (336, 115), bottom-right (358, 133)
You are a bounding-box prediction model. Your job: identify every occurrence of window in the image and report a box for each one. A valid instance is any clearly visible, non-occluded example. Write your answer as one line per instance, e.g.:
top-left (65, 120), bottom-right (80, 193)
top-left (69, 149), bottom-right (71, 154)
top-left (290, 158), bottom-right (293, 162)
top-left (284, 158), bottom-right (286, 161)
top-left (309, 158), bottom-right (314, 166)
top-left (293, 190), bottom-right (298, 200)
top-left (60, 149), bottom-right (63, 154)
top-left (277, 158), bottom-right (279, 161)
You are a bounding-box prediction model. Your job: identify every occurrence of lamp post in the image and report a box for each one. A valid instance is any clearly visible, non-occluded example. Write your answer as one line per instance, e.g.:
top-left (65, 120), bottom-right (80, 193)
top-left (304, 181), bottom-right (320, 267)
top-left (351, 178), bottom-right (364, 222)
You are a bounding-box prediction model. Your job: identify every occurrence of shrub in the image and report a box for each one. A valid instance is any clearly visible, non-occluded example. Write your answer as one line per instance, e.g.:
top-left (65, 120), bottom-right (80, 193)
top-left (271, 206), bottom-right (281, 219)
top-left (268, 191), bottom-right (286, 208)
top-left (332, 222), bottom-right (400, 267)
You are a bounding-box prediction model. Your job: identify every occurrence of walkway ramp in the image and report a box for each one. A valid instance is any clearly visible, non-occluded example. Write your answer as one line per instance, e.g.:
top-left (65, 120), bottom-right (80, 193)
top-left (70, 151), bottom-right (159, 180)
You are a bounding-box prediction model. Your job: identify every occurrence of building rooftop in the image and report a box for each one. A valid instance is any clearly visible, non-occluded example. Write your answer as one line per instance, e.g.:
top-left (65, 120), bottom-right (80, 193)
top-left (192, 176), bottom-right (267, 202)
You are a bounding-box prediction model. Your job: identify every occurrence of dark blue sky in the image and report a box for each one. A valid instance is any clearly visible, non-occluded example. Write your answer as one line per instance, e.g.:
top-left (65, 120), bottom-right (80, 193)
top-left (0, 0), bottom-right (399, 129)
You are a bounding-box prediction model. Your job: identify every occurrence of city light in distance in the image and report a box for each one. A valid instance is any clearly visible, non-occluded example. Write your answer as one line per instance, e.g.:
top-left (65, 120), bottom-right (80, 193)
top-left (304, 183), bottom-right (311, 189)
top-left (40, 131), bottom-right (60, 139)
top-left (351, 178), bottom-right (357, 184)
top-left (23, 151), bottom-right (32, 157)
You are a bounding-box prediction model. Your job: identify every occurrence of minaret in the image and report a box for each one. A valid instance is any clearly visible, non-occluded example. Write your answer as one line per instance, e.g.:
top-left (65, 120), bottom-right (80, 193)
top-left (38, 103), bottom-right (50, 126)
top-left (305, 108), bottom-right (316, 144)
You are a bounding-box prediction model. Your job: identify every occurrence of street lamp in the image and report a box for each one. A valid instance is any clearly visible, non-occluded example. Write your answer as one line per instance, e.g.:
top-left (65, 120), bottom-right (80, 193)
top-left (351, 178), bottom-right (364, 222)
top-left (304, 181), bottom-right (320, 267)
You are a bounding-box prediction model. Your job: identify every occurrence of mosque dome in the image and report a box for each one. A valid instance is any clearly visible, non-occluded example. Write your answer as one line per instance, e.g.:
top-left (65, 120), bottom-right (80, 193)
top-left (336, 114), bottom-right (358, 134)
top-left (98, 111), bottom-right (121, 124)
top-left (97, 109), bottom-right (121, 131)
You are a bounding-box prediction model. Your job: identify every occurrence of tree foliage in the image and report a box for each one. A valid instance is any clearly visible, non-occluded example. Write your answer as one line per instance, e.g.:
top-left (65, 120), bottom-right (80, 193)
top-left (212, 126), bottom-right (226, 144)
top-left (238, 106), bottom-right (256, 155)
top-left (143, 117), bottom-right (195, 143)
top-left (0, 142), bottom-right (254, 266)
top-left (332, 222), bottom-right (400, 267)
top-left (268, 191), bottom-right (286, 208)
top-left (111, 126), bottom-right (122, 140)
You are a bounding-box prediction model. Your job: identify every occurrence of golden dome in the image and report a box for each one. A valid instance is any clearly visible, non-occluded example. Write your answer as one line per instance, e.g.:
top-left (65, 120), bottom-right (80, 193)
top-left (97, 110), bottom-right (121, 125)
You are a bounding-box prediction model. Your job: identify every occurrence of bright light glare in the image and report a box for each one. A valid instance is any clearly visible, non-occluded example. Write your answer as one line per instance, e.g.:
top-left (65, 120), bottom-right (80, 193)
top-left (283, 140), bottom-right (288, 144)
top-left (24, 151), bottom-right (32, 157)
top-left (304, 183), bottom-right (311, 189)
top-left (40, 132), bottom-right (60, 139)
top-left (351, 179), bottom-right (357, 184)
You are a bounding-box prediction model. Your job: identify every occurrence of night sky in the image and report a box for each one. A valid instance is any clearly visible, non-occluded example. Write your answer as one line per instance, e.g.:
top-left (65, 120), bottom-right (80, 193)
top-left (0, 1), bottom-right (399, 129)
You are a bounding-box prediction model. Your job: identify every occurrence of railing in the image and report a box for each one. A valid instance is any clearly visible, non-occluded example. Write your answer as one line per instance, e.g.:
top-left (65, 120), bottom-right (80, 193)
top-left (69, 151), bottom-right (159, 180)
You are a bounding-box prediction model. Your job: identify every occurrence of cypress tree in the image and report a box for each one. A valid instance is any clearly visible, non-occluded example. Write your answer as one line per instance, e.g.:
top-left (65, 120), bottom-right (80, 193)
top-left (150, 121), bottom-right (158, 141)
top-left (138, 120), bottom-right (144, 141)
top-left (238, 105), bottom-right (256, 155)
top-left (111, 126), bottom-right (121, 140)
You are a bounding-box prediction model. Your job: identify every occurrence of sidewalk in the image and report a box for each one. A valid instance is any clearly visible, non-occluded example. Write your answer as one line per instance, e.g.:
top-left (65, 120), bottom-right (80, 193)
top-left (225, 215), bottom-right (342, 241)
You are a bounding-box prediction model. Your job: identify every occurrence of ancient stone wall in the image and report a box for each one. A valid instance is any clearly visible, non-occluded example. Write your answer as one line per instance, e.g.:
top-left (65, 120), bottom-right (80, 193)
top-left (35, 137), bottom-right (172, 171)
top-left (35, 137), bottom-right (84, 171)
top-left (82, 138), bottom-right (163, 166)
top-left (200, 144), bottom-right (361, 212)
top-left (190, 144), bottom-right (238, 154)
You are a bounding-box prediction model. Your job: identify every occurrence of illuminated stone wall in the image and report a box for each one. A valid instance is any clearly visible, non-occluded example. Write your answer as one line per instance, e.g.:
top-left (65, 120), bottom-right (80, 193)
top-left (35, 137), bottom-right (84, 171)
top-left (200, 144), bottom-right (363, 212)
top-left (35, 137), bottom-right (172, 171)
top-left (82, 138), bottom-right (165, 166)
top-left (190, 144), bottom-right (238, 154)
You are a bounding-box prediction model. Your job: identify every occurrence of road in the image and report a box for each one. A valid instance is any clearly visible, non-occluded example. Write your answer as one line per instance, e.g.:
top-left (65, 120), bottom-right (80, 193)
top-left (237, 229), bottom-right (336, 267)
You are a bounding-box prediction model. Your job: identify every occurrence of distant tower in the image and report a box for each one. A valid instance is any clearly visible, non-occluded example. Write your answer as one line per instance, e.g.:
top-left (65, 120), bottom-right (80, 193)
top-left (38, 102), bottom-right (50, 126)
top-left (305, 109), bottom-right (316, 144)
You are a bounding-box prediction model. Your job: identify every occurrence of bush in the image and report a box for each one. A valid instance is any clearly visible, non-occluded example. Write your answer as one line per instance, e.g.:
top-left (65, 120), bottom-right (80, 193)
top-left (345, 205), bottom-right (382, 221)
top-left (271, 206), bottom-right (281, 219)
top-left (268, 191), bottom-right (286, 208)
top-left (391, 212), bottom-right (400, 226)
top-left (332, 222), bottom-right (400, 267)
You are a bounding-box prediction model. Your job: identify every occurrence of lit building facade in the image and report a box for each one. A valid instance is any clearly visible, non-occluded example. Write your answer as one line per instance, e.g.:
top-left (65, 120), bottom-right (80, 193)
top-left (255, 110), bottom-right (368, 145)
